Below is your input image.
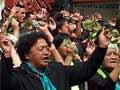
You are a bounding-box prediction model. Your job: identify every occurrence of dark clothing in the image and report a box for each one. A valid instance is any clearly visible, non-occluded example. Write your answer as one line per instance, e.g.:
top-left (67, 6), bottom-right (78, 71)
top-left (2, 46), bottom-right (107, 90)
top-left (88, 68), bottom-right (115, 90)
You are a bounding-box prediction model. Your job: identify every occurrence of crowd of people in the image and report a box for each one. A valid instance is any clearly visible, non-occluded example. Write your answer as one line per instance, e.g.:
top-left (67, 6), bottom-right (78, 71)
top-left (0, 0), bottom-right (120, 90)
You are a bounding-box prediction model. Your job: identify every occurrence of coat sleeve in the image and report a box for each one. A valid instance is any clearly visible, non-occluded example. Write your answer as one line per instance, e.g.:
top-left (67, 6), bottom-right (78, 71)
top-left (1, 54), bottom-right (17, 90)
top-left (65, 46), bottom-right (107, 86)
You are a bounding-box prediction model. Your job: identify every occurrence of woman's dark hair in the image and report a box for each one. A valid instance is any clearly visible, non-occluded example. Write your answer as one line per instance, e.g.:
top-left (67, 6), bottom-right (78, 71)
top-left (16, 31), bottom-right (51, 61)
top-left (53, 33), bottom-right (70, 49)
top-left (25, 12), bottom-right (33, 19)
top-left (52, 13), bottom-right (68, 36)
top-left (53, 12), bottom-right (68, 30)
top-left (16, 1), bottom-right (25, 8)
top-left (1, 7), bottom-right (10, 19)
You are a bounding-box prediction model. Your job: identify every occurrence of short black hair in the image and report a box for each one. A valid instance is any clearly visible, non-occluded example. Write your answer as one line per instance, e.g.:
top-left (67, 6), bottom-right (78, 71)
top-left (1, 7), bottom-right (10, 18)
top-left (25, 12), bottom-right (34, 19)
top-left (53, 33), bottom-right (70, 49)
top-left (16, 1), bottom-right (25, 8)
top-left (54, 13), bottom-right (68, 30)
top-left (16, 31), bottom-right (51, 61)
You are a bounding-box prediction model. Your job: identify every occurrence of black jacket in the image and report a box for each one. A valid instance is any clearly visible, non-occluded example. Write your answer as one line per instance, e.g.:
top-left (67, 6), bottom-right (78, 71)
top-left (1, 46), bottom-right (107, 90)
top-left (88, 68), bottom-right (116, 90)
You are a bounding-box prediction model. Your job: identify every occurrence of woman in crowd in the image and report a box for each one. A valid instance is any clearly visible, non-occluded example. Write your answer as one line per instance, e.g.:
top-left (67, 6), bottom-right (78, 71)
top-left (1, 28), bottom-right (111, 90)
top-left (88, 43), bottom-right (120, 90)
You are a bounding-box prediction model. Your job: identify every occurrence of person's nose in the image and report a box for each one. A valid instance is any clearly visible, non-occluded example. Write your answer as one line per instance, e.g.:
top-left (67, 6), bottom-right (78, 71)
top-left (110, 53), bottom-right (118, 59)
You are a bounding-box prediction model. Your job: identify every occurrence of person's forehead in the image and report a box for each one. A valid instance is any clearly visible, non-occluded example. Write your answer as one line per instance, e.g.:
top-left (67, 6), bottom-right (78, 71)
top-left (19, 8), bottom-right (26, 12)
top-left (107, 48), bottom-right (118, 53)
top-left (36, 39), bottom-right (48, 46)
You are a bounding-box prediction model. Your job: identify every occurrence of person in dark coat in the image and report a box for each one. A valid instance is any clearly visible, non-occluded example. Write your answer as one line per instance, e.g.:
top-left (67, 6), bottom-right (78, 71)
top-left (1, 29), bottom-right (111, 90)
top-left (88, 43), bottom-right (120, 90)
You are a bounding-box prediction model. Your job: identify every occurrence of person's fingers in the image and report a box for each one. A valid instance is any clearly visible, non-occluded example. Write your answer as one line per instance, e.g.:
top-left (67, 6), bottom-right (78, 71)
top-left (67, 42), bottom-right (76, 53)
top-left (49, 17), bottom-right (54, 22)
top-left (0, 35), bottom-right (9, 43)
top-left (107, 32), bottom-right (112, 39)
top-left (87, 40), bottom-right (95, 48)
top-left (69, 42), bottom-right (76, 49)
top-left (39, 21), bottom-right (47, 26)
top-left (48, 18), bottom-right (56, 30)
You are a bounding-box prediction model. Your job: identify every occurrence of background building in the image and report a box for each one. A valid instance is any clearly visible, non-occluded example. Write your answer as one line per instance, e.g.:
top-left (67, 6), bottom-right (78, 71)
top-left (5, 0), bottom-right (120, 19)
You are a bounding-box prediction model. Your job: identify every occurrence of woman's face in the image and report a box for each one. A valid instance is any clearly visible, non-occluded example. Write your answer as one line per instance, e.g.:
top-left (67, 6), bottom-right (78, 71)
top-left (26, 38), bottom-right (51, 69)
top-left (60, 21), bottom-right (71, 35)
top-left (16, 8), bottom-right (26, 23)
top-left (58, 38), bottom-right (72, 57)
top-left (102, 48), bottom-right (119, 71)
top-left (68, 23), bottom-right (76, 32)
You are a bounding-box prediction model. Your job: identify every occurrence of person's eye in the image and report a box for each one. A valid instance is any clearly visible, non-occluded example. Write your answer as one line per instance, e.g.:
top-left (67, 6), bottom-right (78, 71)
top-left (21, 12), bottom-right (25, 14)
top-left (113, 52), bottom-right (118, 56)
top-left (37, 47), bottom-right (43, 51)
top-left (46, 47), bottom-right (50, 50)
top-left (106, 53), bottom-right (111, 56)
top-left (39, 48), bottom-right (43, 51)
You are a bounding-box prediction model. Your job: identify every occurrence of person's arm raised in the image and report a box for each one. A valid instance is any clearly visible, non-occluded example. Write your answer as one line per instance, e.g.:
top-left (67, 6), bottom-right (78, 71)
top-left (66, 28), bottom-right (112, 86)
top-left (0, 33), bottom-right (21, 67)
top-left (38, 24), bottom-right (64, 64)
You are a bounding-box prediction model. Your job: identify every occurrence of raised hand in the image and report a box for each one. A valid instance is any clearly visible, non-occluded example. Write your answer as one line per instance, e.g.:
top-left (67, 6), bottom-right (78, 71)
top-left (66, 42), bottom-right (76, 54)
top-left (10, 6), bottom-right (20, 17)
top-left (48, 17), bottom-right (56, 31)
top-left (98, 28), bottom-right (112, 48)
top-left (86, 40), bottom-right (96, 55)
top-left (38, 21), bottom-right (48, 33)
top-left (0, 33), bottom-right (12, 57)
top-left (38, 22), bottom-right (54, 42)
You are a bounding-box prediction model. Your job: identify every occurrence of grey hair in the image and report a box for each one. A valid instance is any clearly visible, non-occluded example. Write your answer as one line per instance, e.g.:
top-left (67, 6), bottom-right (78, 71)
top-left (108, 43), bottom-right (119, 53)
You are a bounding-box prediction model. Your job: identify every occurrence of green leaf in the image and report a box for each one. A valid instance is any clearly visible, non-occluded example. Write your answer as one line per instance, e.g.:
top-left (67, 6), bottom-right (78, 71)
top-left (82, 19), bottom-right (96, 31)
top-left (111, 29), bottom-right (119, 38)
top-left (111, 38), bottom-right (118, 44)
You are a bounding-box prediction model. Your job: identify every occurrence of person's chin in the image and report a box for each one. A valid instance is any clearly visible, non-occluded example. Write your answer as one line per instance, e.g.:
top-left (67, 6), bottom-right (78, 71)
top-left (108, 64), bottom-right (117, 69)
top-left (42, 61), bottom-right (49, 66)
top-left (19, 19), bottom-right (24, 23)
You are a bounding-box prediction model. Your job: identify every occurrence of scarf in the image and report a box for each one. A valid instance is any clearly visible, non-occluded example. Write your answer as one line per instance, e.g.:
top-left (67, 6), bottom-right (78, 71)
top-left (115, 81), bottom-right (120, 90)
top-left (23, 62), bottom-right (57, 90)
top-left (97, 68), bottom-right (120, 90)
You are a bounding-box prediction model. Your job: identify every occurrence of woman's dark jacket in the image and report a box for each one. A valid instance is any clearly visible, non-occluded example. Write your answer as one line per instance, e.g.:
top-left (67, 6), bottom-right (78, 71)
top-left (1, 46), bottom-right (107, 90)
top-left (88, 68), bottom-right (116, 90)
